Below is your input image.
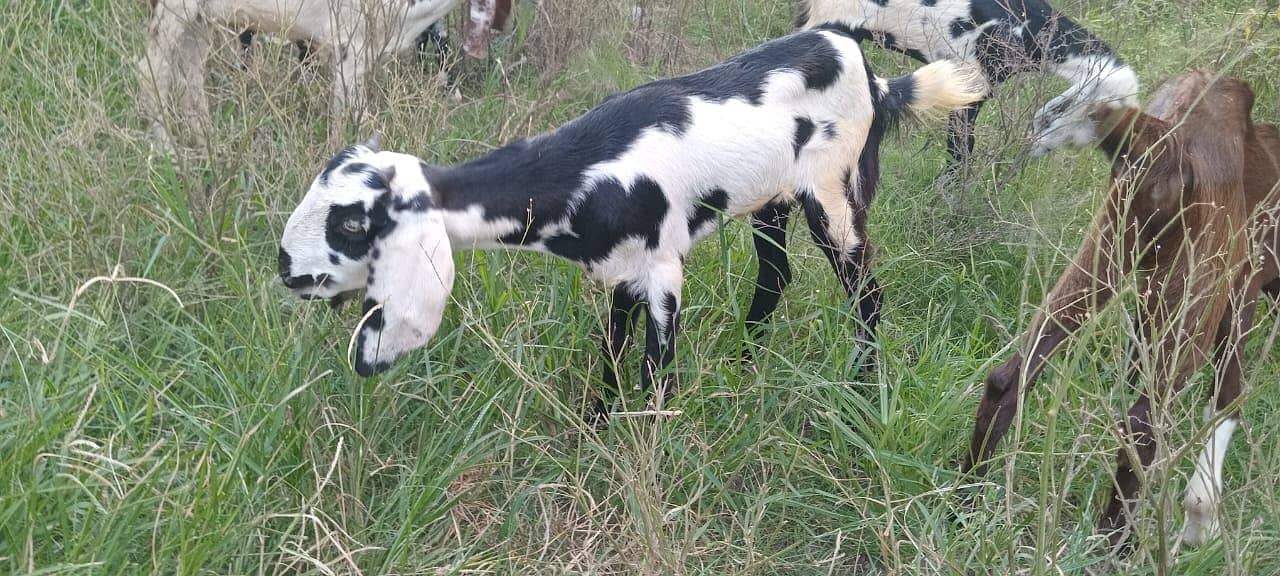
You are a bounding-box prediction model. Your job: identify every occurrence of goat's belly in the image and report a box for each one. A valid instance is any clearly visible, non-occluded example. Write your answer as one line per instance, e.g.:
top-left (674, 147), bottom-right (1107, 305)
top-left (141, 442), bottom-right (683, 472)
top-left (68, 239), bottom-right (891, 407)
top-left (218, 0), bottom-right (338, 40)
top-left (861, 2), bottom-right (976, 61)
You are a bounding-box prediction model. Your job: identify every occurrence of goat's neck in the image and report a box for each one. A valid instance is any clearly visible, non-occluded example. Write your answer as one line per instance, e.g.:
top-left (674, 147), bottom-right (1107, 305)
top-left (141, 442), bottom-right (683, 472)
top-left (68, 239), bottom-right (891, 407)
top-left (423, 149), bottom-right (564, 250)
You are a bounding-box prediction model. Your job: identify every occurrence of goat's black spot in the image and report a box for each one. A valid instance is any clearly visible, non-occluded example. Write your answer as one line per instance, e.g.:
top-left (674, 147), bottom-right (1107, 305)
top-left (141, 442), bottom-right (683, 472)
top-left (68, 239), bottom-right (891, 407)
top-left (822, 121), bottom-right (838, 139)
top-left (393, 192), bottom-right (433, 212)
top-left (544, 176), bottom-right (669, 263)
top-left (342, 162), bottom-right (371, 175)
top-left (361, 298), bottom-right (385, 331)
top-left (371, 247), bottom-right (380, 259)
top-left (868, 0), bottom-right (888, 6)
top-left (325, 201), bottom-right (374, 259)
top-left (881, 72), bottom-right (917, 118)
top-left (321, 146), bottom-right (360, 184)
top-left (354, 312), bottom-right (392, 375)
top-left (878, 31), bottom-right (898, 50)
top-left (278, 247), bottom-right (293, 279)
top-left (903, 47), bottom-right (929, 63)
top-left (687, 188), bottom-right (729, 237)
top-left (949, 18), bottom-right (978, 38)
top-left (859, 62), bottom-right (892, 209)
top-left (363, 172), bottom-right (388, 191)
top-left (921, 0), bottom-right (936, 6)
top-left (793, 117), bottom-right (816, 159)
top-left (329, 253), bottom-right (341, 265)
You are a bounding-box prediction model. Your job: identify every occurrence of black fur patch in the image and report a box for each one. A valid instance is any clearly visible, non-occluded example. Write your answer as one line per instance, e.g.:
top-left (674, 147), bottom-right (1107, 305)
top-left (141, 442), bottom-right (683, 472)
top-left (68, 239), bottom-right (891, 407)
top-left (354, 298), bottom-right (391, 376)
top-left (328, 253), bottom-right (341, 265)
top-left (325, 201), bottom-right (375, 260)
top-left (921, 0), bottom-right (937, 6)
top-left (687, 188), bottom-right (729, 236)
top-left (321, 146), bottom-right (360, 184)
top-left (277, 247), bottom-right (292, 279)
top-left (793, 117), bottom-right (816, 159)
top-left (393, 192), bottom-right (433, 212)
top-left (822, 121), bottom-right (838, 139)
top-left (544, 176), bottom-right (669, 264)
top-left (949, 18), bottom-right (977, 39)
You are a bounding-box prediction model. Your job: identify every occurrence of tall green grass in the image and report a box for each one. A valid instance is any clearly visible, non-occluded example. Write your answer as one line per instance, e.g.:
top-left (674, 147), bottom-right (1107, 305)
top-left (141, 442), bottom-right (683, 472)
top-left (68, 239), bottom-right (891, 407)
top-left (2, 0), bottom-right (1278, 573)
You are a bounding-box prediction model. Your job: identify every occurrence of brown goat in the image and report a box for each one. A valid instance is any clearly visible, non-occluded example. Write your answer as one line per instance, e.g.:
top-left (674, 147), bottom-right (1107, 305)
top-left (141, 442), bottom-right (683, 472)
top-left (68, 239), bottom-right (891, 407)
top-left (962, 70), bottom-right (1280, 548)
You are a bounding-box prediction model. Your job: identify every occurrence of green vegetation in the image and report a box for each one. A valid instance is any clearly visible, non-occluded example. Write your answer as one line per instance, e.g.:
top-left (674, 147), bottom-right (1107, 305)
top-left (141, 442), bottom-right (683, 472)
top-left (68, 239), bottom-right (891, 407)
top-left (2, 0), bottom-right (1278, 573)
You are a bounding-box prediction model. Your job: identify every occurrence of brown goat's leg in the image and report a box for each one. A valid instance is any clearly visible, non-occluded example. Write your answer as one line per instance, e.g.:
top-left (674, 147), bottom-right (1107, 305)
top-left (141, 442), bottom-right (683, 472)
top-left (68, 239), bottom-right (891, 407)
top-left (1263, 278), bottom-right (1280, 299)
top-left (1099, 246), bottom-right (1237, 546)
top-left (1100, 393), bottom-right (1157, 546)
top-left (964, 214), bottom-right (1124, 476)
top-left (1181, 280), bottom-right (1259, 545)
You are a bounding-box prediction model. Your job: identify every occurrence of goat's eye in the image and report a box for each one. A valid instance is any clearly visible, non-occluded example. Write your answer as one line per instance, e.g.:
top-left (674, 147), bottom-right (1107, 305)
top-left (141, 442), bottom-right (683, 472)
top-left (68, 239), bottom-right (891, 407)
top-left (340, 218), bottom-right (367, 236)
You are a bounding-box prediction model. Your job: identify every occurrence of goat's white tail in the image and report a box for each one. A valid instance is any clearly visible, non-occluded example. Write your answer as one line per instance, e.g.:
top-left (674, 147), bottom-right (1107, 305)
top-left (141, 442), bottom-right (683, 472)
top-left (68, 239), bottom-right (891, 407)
top-left (876, 60), bottom-right (988, 123)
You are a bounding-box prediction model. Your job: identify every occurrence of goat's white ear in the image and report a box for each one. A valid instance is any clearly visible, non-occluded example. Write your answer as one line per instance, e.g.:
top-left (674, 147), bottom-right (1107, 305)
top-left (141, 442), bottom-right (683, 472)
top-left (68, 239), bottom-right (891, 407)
top-left (353, 162), bottom-right (454, 376)
top-left (363, 130), bottom-right (384, 152)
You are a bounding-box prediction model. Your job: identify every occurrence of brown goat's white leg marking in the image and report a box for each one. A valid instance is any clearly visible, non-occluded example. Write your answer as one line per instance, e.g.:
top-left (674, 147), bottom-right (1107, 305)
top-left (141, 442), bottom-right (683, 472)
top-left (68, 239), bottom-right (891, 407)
top-left (1182, 413), bottom-right (1238, 546)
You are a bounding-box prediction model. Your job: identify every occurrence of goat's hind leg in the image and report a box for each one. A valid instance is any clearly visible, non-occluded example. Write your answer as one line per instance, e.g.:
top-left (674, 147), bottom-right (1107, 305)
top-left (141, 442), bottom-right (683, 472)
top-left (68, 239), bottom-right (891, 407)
top-left (798, 183), bottom-right (881, 377)
top-left (743, 201), bottom-right (794, 361)
top-left (1181, 283), bottom-right (1259, 545)
top-left (1100, 272), bottom-right (1232, 547)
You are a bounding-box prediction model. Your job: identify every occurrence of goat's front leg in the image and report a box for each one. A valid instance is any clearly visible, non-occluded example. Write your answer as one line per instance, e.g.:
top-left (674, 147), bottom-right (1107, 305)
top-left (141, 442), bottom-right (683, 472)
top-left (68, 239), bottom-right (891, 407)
top-left (593, 285), bottom-right (640, 420)
top-left (639, 262), bottom-right (683, 407)
top-left (743, 201), bottom-right (794, 359)
top-left (800, 186), bottom-right (881, 376)
top-left (964, 204), bottom-right (1126, 477)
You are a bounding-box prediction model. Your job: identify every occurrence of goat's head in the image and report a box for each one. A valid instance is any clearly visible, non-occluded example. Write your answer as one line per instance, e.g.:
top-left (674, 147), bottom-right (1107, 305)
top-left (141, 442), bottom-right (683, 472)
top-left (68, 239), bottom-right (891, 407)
top-left (1029, 63), bottom-right (1140, 157)
top-left (279, 133), bottom-right (455, 376)
top-left (1088, 71), bottom-right (1256, 221)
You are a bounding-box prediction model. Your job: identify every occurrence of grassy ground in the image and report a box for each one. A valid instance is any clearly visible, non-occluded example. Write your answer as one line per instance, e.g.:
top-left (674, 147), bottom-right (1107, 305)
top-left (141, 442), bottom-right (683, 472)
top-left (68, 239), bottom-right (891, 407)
top-left (2, 0), bottom-right (1280, 573)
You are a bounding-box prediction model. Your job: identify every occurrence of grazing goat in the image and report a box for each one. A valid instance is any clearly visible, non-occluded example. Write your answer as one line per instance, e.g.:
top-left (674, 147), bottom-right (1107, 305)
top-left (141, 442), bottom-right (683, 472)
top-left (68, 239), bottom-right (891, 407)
top-left (236, 0), bottom-right (513, 70)
top-left (797, 0), bottom-right (1139, 164)
top-left (962, 70), bottom-right (1280, 547)
top-left (139, 0), bottom-right (513, 144)
top-left (277, 26), bottom-right (986, 413)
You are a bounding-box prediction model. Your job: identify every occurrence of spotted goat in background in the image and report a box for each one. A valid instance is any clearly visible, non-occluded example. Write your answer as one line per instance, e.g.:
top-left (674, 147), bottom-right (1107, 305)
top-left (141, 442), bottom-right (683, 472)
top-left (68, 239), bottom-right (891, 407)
top-left (277, 26), bottom-right (986, 415)
top-left (963, 70), bottom-right (1280, 548)
top-left (798, 0), bottom-right (1139, 165)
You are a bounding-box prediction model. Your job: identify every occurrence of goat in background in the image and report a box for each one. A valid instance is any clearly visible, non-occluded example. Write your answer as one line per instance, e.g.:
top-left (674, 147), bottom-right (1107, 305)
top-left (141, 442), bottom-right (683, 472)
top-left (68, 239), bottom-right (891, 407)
top-left (797, 0), bottom-right (1139, 168)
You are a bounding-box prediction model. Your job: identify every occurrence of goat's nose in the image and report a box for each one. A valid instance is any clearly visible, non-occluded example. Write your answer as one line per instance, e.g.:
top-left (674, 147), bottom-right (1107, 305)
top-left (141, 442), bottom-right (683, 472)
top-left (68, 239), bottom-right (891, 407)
top-left (278, 247), bottom-right (293, 280)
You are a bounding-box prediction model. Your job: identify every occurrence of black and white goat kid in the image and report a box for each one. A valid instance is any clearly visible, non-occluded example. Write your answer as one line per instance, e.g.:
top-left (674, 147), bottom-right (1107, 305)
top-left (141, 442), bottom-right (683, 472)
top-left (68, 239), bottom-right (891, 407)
top-left (798, 0), bottom-right (1139, 162)
top-left (278, 26), bottom-right (985, 411)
